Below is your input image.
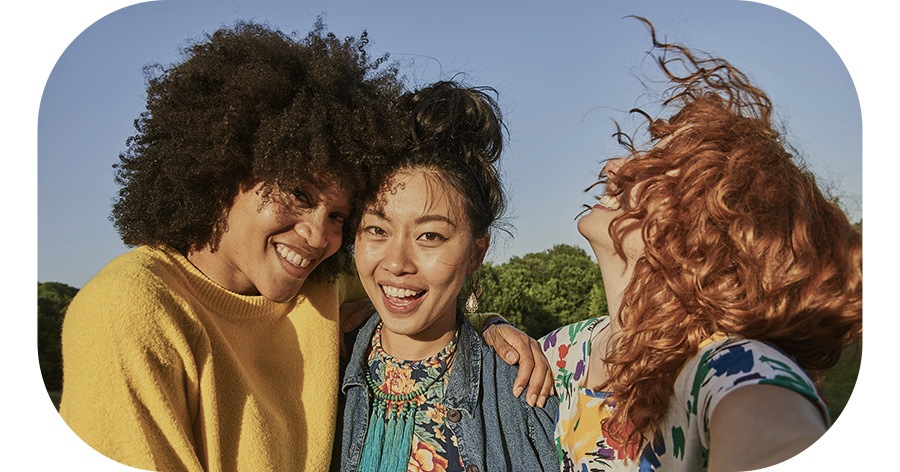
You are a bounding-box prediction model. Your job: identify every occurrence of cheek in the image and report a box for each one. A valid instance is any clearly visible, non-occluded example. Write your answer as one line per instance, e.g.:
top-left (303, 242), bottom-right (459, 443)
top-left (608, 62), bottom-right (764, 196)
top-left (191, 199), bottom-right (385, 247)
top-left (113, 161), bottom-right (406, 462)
top-left (353, 239), bottom-right (373, 269)
top-left (427, 249), bottom-right (472, 291)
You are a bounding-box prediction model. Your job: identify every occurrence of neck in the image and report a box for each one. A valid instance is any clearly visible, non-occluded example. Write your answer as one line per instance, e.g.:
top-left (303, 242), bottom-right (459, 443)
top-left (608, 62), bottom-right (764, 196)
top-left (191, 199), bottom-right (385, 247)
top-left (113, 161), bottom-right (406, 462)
top-left (380, 314), bottom-right (459, 361)
top-left (597, 256), bottom-right (634, 337)
top-left (186, 246), bottom-right (258, 296)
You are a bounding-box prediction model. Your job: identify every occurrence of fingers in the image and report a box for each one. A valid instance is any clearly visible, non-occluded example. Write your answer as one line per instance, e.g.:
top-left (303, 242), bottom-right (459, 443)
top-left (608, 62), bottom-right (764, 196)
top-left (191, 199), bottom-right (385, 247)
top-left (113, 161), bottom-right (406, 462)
top-left (484, 325), bottom-right (520, 365)
top-left (484, 323), bottom-right (553, 408)
top-left (514, 349), bottom-right (537, 404)
top-left (340, 298), bottom-right (375, 333)
top-left (532, 340), bottom-right (555, 408)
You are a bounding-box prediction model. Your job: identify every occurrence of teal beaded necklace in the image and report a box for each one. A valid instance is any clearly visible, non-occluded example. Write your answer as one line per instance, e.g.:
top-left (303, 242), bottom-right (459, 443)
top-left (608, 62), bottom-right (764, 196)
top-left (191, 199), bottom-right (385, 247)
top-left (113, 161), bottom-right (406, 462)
top-left (359, 324), bottom-right (458, 472)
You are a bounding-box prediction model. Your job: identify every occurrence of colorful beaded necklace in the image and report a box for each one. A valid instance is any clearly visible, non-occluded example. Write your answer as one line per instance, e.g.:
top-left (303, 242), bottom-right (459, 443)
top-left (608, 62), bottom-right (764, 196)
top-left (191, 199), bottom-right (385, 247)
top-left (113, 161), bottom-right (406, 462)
top-left (359, 323), bottom-right (458, 472)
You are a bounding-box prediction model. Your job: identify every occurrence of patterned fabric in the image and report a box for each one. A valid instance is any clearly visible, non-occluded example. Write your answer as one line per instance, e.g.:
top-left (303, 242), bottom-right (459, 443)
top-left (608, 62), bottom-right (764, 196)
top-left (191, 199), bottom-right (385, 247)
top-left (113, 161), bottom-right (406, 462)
top-left (367, 325), bottom-right (464, 472)
top-left (539, 317), bottom-right (830, 472)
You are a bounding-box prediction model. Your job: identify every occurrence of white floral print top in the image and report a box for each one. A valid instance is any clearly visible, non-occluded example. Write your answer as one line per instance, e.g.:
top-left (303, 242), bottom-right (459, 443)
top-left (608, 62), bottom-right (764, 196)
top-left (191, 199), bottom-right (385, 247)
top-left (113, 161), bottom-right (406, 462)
top-left (539, 317), bottom-right (829, 471)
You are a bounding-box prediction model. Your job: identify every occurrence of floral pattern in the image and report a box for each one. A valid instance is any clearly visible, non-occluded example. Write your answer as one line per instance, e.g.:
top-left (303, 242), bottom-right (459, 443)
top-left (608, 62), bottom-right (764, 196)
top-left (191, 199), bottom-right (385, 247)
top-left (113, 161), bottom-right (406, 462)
top-left (368, 326), bottom-right (464, 472)
top-left (540, 317), bottom-right (829, 471)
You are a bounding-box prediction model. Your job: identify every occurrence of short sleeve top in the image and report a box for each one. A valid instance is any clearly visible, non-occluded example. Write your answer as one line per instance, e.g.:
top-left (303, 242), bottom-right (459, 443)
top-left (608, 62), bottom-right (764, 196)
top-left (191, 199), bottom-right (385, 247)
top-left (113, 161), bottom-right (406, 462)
top-left (540, 317), bottom-right (829, 471)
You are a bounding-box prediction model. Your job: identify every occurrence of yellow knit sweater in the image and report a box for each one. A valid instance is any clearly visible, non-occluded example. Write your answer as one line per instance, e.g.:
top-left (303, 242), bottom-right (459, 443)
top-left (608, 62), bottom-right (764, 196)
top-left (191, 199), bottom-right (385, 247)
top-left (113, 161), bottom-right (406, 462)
top-left (59, 245), bottom-right (365, 471)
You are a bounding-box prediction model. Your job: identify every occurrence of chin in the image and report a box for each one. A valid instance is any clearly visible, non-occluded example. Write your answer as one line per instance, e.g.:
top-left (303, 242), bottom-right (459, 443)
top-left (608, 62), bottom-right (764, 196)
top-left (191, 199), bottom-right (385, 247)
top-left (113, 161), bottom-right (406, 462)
top-left (261, 281), bottom-right (306, 303)
top-left (577, 211), bottom-right (604, 245)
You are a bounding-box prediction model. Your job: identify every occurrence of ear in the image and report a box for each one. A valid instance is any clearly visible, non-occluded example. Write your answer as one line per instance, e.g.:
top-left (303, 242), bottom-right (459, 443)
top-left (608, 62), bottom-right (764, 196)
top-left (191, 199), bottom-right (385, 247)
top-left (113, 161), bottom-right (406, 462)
top-left (470, 233), bottom-right (490, 273)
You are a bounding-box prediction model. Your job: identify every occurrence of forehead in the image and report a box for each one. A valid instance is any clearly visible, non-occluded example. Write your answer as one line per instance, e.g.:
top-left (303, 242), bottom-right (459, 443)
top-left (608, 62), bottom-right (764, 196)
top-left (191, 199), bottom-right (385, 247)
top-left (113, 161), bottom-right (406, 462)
top-left (283, 175), bottom-right (352, 205)
top-left (371, 169), bottom-right (465, 221)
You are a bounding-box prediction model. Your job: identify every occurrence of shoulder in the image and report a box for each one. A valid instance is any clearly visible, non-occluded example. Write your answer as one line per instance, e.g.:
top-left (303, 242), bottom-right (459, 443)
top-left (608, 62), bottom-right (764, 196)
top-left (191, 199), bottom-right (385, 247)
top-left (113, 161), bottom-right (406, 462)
top-left (540, 317), bottom-right (604, 383)
top-left (64, 246), bottom-right (203, 344)
top-left (539, 317), bottom-right (603, 353)
top-left (697, 338), bottom-right (817, 393)
top-left (679, 338), bottom-right (827, 428)
top-left (71, 247), bottom-right (178, 308)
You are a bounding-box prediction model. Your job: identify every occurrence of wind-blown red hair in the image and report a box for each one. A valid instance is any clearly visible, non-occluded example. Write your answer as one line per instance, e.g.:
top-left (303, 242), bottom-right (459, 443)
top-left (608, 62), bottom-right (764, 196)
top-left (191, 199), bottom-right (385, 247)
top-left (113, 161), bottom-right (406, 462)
top-left (595, 17), bottom-right (862, 448)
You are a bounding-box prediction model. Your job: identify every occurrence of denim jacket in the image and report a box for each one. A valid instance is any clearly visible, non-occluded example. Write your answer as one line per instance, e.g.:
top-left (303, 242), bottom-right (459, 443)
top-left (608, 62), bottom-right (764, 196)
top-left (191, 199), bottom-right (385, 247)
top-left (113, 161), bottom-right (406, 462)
top-left (339, 314), bottom-right (559, 472)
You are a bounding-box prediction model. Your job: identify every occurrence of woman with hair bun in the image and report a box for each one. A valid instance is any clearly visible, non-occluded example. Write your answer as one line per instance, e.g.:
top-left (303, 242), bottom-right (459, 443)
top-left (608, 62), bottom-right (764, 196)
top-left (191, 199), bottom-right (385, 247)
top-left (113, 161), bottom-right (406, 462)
top-left (339, 81), bottom-right (558, 472)
top-left (58, 21), bottom-right (547, 471)
top-left (541, 17), bottom-right (862, 472)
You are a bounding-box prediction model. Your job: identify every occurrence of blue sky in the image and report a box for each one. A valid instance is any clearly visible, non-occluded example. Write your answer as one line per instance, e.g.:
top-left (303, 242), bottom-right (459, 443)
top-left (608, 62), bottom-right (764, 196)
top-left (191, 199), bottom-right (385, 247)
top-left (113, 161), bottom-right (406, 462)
top-left (36, 0), bottom-right (862, 289)
top-left (6, 1), bottom-right (893, 470)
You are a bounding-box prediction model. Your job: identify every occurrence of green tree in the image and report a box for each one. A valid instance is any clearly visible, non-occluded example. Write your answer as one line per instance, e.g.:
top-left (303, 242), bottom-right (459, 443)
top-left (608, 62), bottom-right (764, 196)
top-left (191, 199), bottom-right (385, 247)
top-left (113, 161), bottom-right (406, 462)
top-left (471, 244), bottom-right (606, 339)
top-left (38, 282), bottom-right (79, 396)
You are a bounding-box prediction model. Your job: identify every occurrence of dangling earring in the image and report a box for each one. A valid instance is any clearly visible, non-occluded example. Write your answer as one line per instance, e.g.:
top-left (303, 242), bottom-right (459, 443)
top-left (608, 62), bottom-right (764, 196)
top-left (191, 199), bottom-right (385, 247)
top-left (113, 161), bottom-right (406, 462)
top-left (465, 275), bottom-right (483, 314)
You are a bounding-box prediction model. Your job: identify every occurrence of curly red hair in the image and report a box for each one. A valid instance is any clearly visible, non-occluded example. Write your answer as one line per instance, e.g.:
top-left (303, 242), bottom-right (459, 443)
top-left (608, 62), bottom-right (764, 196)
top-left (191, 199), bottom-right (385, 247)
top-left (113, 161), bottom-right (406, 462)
top-left (596, 17), bottom-right (862, 448)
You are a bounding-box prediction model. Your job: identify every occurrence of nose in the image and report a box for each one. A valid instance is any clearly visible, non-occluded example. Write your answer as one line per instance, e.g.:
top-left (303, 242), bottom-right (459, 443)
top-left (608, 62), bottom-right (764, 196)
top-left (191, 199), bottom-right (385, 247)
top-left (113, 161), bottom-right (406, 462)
top-left (382, 236), bottom-right (416, 276)
top-left (601, 158), bottom-right (624, 179)
top-left (600, 158), bottom-right (625, 194)
top-left (294, 209), bottom-right (330, 250)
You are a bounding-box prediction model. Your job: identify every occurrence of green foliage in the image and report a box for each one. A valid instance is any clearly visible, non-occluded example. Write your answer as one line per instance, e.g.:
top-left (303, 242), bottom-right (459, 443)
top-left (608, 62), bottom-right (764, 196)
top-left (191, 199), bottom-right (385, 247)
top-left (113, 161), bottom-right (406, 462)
top-left (37, 282), bottom-right (79, 393)
top-left (821, 341), bottom-right (862, 423)
top-left (471, 244), bottom-right (607, 339)
top-left (465, 243), bottom-right (860, 426)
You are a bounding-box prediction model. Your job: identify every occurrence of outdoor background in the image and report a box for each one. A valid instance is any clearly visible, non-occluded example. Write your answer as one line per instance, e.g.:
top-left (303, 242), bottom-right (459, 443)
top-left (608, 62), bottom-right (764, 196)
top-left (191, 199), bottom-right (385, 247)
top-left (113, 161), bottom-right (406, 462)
top-left (6, 1), bottom-right (892, 470)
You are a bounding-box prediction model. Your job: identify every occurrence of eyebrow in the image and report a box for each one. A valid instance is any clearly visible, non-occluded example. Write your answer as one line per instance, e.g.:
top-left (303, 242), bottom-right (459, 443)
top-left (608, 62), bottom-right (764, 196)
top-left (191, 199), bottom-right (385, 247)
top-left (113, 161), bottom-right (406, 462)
top-left (363, 208), bottom-right (458, 227)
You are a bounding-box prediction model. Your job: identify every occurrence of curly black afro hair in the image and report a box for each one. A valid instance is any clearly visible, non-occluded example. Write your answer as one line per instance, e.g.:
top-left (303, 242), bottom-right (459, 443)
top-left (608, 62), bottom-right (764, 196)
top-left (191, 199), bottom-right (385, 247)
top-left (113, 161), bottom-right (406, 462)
top-left (111, 19), bottom-right (408, 275)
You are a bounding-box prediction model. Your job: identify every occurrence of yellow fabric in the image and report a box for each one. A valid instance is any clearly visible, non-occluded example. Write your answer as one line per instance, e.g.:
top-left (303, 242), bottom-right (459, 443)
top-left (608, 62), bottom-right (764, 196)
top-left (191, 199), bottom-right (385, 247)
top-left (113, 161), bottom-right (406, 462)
top-left (59, 245), bottom-right (366, 471)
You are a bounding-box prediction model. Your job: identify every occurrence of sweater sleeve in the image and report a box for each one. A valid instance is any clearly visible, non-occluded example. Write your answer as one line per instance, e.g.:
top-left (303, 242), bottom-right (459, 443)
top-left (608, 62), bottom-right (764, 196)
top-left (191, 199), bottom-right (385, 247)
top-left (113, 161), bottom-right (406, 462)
top-left (59, 260), bottom-right (205, 471)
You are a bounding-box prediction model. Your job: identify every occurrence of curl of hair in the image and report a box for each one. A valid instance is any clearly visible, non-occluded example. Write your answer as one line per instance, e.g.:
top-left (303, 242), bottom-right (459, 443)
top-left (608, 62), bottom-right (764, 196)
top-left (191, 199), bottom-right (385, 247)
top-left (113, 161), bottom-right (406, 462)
top-left (371, 80), bottom-right (508, 238)
top-left (595, 17), bottom-right (862, 448)
top-left (111, 19), bottom-right (407, 276)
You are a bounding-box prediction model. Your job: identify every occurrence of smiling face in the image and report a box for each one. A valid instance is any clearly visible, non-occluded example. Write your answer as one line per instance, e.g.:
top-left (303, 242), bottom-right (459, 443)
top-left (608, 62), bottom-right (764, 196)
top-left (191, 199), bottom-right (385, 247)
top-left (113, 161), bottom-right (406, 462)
top-left (355, 169), bottom-right (488, 360)
top-left (578, 158), bottom-right (645, 258)
top-left (187, 178), bottom-right (351, 303)
top-left (577, 158), bottom-right (646, 317)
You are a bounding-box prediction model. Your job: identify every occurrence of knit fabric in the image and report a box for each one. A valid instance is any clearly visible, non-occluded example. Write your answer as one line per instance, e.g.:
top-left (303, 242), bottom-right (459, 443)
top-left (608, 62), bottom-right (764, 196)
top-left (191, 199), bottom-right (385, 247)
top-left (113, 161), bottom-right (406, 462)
top-left (59, 245), bottom-right (365, 471)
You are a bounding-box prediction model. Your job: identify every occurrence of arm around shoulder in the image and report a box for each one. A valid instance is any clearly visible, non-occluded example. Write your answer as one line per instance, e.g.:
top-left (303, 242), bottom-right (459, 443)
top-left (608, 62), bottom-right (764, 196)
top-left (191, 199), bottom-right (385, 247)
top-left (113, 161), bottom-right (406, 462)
top-left (707, 384), bottom-right (827, 472)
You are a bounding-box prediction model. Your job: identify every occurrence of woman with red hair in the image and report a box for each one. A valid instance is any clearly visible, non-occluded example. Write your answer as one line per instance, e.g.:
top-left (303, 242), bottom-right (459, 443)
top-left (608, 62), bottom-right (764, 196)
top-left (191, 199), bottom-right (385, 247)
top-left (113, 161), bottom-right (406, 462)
top-left (541, 18), bottom-right (862, 472)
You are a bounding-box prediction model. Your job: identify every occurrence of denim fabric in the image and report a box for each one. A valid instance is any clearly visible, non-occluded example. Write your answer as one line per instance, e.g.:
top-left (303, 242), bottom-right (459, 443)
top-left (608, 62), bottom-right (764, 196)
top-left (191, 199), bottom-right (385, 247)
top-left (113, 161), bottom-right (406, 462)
top-left (339, 314), bottom-right (559, 472)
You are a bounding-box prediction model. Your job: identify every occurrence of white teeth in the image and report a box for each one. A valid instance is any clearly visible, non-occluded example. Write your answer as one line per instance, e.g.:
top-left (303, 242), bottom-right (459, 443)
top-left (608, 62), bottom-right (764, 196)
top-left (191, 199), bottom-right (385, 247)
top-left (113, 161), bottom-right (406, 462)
top-left (598, 194), bottom-right (621, 210)
top-left (381, 285), bottom-right (420, 299)
top-left (277, 244), bottom-right (312, 269)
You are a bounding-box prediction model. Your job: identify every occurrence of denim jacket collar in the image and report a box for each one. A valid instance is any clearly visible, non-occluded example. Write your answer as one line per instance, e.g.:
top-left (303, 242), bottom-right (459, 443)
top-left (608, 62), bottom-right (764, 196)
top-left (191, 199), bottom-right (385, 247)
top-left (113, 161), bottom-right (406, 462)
top-left (340, 313), bottom-right (482, 416)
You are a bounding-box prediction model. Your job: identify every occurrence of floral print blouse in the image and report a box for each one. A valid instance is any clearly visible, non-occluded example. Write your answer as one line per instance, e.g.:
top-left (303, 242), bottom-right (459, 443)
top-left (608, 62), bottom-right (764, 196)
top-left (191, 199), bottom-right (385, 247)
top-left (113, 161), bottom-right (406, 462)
top-left (539, 317), bottom-right (829, 471)
top-left (367, 326), bottom-right (463, 472)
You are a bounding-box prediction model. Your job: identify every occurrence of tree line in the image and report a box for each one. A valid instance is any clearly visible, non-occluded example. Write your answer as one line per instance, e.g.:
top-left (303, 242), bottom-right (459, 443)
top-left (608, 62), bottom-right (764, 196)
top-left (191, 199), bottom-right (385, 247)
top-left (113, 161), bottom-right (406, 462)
top-left (36, 241), bottom-right (858, 419)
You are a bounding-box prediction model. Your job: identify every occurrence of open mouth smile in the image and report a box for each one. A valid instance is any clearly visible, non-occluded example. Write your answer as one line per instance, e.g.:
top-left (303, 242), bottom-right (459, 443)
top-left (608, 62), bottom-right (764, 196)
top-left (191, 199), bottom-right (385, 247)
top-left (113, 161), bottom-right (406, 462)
top-left (595, 194), bottom-right (621, 210)
top-left (380, 284), bottom-right (426, 308)
top-left (276, 243), bottom-right (315, 268)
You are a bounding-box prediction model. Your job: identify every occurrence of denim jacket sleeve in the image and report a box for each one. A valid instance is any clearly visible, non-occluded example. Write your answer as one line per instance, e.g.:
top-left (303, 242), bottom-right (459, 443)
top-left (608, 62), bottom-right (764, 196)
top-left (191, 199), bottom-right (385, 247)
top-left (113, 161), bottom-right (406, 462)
top-left (444, 318), bottom-right (560, 471)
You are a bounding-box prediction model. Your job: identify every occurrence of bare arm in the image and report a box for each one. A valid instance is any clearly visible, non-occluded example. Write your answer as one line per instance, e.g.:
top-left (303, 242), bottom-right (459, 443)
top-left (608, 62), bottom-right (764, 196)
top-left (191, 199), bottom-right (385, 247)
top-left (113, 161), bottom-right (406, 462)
top-left (708, 384), bottom-right (827, 472)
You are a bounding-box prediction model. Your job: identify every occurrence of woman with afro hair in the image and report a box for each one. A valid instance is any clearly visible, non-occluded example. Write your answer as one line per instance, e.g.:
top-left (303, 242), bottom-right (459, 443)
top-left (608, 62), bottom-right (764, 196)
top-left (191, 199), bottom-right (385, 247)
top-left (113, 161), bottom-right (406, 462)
top-left (541, 18), bottom-right (862, 472)
top-left (58, 20), bottom-right (546, 472)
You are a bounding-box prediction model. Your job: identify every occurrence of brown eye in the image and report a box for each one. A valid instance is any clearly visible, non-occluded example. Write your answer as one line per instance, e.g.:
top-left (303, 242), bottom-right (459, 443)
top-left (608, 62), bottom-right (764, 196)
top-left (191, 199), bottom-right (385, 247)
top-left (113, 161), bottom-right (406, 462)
top-left (364, 226), bottom-right (386, 237)
top-left (291, 189), bottom-right (312, 207)
top-left (331, 213), bottom-right (347, 225)
top-left (418, 232), bottom-right (447, 243)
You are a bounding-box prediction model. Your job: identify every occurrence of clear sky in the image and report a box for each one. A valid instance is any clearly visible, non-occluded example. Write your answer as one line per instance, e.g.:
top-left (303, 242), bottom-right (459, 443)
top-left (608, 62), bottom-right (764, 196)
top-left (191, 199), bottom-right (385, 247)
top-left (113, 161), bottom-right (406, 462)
top-left (36, 0), bottom-right (862, 289)
top-left (5, 1), bottom-right (893, 470)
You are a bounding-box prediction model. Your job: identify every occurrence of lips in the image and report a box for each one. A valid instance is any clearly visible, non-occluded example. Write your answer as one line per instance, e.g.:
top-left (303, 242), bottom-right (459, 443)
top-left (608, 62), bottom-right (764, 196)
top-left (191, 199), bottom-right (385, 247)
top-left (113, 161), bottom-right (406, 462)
top-left (379, 283), bottom-right (425, 313)
top-left (275, 243), bottom-right (316, 269)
